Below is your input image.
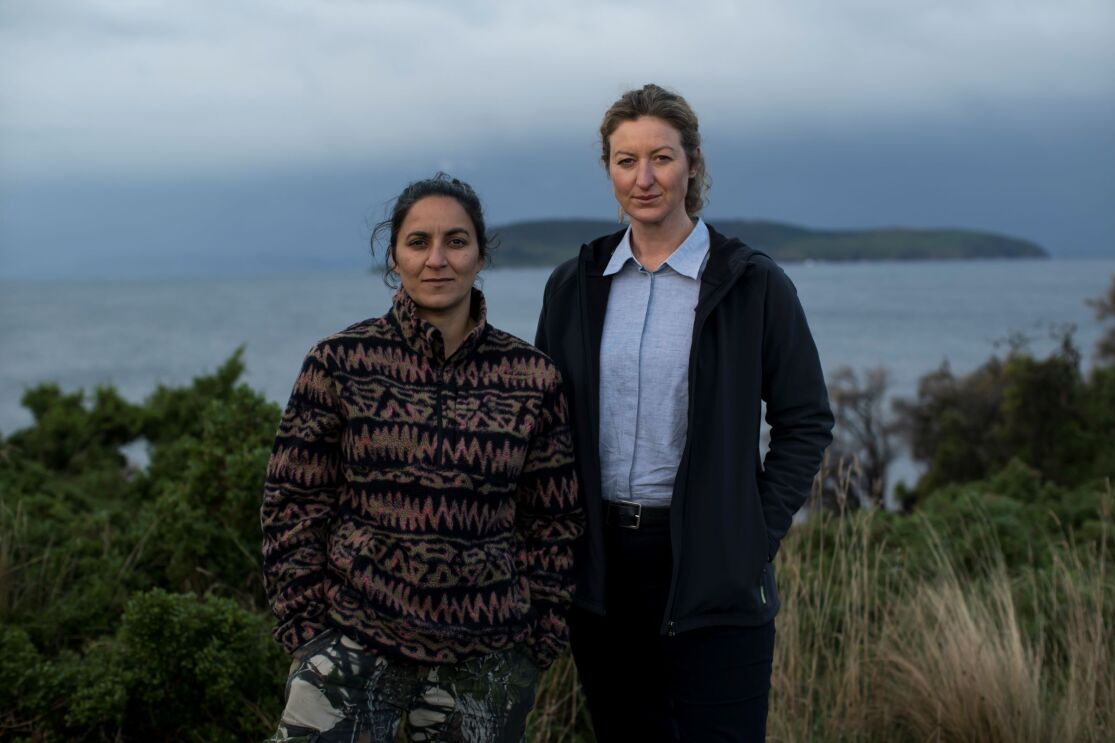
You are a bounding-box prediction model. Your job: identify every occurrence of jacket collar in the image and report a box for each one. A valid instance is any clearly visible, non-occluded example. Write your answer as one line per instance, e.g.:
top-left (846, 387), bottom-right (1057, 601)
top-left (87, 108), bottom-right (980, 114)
top-left (581, 222), bottom-right (756, 289)
top-left (700, 224), bottom-right (756, 292)
top-left (581, 227), bottom-right (627, 277)
top-left (390, 287), bottom-right (488, 364)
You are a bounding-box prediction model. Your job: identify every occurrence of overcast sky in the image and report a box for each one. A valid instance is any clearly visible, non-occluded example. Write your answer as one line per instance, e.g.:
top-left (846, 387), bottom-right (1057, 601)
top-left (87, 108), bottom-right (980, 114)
top-left (2, 0), bottom-right (1113, 278)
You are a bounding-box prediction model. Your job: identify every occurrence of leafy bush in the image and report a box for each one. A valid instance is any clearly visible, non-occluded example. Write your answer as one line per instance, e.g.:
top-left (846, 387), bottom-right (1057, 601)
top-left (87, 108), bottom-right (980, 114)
top-left (0, 460), bottom-right (142, 650)
top-left (68, 589), bottom-right (286, 742)
top-left (0, 354), bottom-right (284, 741)
top-left (10, 384), bottom-right (143, 474)
top-left (136, 385), bottom-right (279, 603)
top-left (897, 332), bottom-right (1115, 496)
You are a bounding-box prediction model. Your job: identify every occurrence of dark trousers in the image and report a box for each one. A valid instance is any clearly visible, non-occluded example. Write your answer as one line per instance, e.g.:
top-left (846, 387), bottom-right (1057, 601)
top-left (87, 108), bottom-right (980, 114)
top-left (570, 515), bottom-right (775, 743)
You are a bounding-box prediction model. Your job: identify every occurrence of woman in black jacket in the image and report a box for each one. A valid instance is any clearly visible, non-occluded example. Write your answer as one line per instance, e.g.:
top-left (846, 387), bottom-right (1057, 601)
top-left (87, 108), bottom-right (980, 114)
top-left (534, 84), bottom-right (834, 742)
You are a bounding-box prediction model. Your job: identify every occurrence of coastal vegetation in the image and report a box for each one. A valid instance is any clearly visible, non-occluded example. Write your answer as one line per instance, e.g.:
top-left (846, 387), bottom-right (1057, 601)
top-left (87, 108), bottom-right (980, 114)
top-left (1, 277), bottom-right (1111, 741)
top-left (491, 218), bottom-right (1047, 266)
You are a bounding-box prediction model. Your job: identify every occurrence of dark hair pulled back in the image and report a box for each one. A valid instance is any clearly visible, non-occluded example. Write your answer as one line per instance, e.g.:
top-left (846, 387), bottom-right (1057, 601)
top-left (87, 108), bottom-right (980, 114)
top-left (371, 173), bottom-right (493, 287)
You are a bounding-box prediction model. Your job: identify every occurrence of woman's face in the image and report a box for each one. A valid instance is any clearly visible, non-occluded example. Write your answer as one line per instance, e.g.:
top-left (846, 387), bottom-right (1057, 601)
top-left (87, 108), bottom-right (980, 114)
top-left (393, 195), bottom-right (481, 318)
top-left (607, 116), bottom-right (695, 229)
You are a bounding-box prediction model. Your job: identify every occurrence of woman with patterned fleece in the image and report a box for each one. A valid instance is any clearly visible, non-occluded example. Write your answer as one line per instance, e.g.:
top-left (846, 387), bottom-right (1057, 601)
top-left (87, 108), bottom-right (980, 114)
top-left (262, 174), bottom-right (582, 743)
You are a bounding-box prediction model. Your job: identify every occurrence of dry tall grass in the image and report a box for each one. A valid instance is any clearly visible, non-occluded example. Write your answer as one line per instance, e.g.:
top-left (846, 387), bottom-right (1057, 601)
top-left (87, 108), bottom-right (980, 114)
top-left (528, 483), bottom-right (1114, 742)
top-left (775, 483), bottom-right (1113, 743)
top-left (875, 560), bottom-right (1047, 741)
top-left (527, 651), bottom-right (593, 743)
top-left (872, 518), bottom-right (1112, 742)
top-left (1045, 494), bottom-right (1113, 743)
top-left (767, 503), bottom-right (887, 741)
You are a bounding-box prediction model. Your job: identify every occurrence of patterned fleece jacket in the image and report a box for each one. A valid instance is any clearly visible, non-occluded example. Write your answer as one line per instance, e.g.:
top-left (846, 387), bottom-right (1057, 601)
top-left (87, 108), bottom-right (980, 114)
top-left (261, 289), bottom-right (583, 669)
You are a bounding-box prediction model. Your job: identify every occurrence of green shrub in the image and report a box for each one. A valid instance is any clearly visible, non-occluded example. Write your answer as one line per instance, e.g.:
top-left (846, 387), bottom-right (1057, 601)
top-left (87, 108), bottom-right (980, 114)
top-left (136, 384), bottom-right (279, 603)
top-left (0, 353), bottom-right (290, 740)
top-left (898, 331), bottom-right (1115, 497)
top-left (67, 589), bottom-right (286, 742)
top-left (11, 384), bottom-right (143, 474)
top-left (0, 463), bottom-right (142, 650)
top-left (141, 348), bottom-right (252, 446)
top-left (0, 590), bottom-right (286, 741)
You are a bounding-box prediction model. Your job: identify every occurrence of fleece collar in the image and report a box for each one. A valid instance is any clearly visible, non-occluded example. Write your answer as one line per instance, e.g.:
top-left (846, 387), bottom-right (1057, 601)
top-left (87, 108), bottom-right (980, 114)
top-left (391, 287), bottom-right (487, 364)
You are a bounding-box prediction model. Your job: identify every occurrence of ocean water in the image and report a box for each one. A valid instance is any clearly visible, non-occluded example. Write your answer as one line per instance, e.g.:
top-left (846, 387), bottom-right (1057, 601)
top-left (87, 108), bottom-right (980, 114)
top-left (3, 258), bottom-right (1113, 486)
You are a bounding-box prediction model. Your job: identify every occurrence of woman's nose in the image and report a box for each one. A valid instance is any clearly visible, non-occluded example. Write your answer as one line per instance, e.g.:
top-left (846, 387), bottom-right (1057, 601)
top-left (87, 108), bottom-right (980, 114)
top-left (426, 244), bottom-right (448, 267)
top-left (635, 161), bottom-right (655, 188)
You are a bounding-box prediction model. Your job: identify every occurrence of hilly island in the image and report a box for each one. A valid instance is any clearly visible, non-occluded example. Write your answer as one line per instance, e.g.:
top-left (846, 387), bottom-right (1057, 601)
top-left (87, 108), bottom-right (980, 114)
top-left (488, 218), bottom-right (1047, 267)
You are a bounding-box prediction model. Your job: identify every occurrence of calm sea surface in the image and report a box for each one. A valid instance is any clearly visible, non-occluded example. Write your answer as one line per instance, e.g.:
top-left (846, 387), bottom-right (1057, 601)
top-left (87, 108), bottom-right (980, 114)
top-left (3, 258), bottom-right (1113, 485)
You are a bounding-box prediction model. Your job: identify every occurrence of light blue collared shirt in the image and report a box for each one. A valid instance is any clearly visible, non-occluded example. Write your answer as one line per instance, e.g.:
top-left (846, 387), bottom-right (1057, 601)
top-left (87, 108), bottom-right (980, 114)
top-left (598, 219), bottom-right (710, 507)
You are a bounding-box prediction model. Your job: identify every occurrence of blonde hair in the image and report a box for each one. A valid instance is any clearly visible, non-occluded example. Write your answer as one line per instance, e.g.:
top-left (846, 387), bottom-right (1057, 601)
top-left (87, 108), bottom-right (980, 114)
top-left (599, 84), bottom-right (709, 216)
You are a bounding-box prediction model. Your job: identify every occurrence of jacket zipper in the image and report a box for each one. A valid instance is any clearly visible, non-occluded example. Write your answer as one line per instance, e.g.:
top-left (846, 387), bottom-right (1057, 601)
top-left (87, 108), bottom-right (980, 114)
top-left (577, 248), bottom-right (613, 618)
top-left (578, 253), bottom-right (603, 467)
top-left (659, 256), bottom-right (756, 635)
top-left (435, 368), bottom-right (445, 466)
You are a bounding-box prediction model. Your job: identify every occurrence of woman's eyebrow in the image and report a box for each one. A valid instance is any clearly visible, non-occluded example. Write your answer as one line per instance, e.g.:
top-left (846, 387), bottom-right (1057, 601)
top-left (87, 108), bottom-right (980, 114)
top-left (614, 145), bottom-right (678, 157)
top-left (405, 227), bottom-right (472, 239)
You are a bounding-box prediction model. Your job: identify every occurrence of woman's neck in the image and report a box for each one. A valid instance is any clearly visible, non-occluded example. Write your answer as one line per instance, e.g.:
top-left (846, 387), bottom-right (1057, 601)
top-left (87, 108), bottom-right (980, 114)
top-left (629, 211), bottom-right (696, 272)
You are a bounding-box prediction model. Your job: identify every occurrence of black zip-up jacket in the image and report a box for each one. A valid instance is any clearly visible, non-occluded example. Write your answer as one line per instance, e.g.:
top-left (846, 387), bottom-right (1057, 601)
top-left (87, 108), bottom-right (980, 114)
top-left (534, 224), bottom-right (834, 634)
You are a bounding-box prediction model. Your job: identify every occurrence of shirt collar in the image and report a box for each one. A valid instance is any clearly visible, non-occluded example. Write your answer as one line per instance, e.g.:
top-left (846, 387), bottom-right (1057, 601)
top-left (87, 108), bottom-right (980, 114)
top-left (602, 218), bottom-right (709, 279)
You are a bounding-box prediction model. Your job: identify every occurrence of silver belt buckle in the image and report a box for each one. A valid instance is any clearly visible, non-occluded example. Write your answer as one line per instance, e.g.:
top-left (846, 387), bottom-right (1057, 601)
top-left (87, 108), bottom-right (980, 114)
top-left (616, 498), bottom-right (642, 529)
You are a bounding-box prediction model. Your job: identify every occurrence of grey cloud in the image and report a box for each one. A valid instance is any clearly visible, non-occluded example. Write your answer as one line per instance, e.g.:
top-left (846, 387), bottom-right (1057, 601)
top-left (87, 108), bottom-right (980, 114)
top-left (1, 0), bottom-right (1111, 275)
top-left (1, 0), bottom-right (1112, 176)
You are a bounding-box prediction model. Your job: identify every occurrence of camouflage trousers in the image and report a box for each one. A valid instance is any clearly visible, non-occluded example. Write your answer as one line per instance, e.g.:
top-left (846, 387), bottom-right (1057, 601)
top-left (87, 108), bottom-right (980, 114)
top-left (267, 630), bottom-right (540, 743)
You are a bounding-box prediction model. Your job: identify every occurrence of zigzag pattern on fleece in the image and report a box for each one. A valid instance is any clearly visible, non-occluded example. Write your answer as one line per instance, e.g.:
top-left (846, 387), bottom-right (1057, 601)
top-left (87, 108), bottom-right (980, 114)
top-left (346, 490), bottom-right (514, 534)
top-left (326, 585), bottom-right (529, 665)
top-left (262, 289), bottom-right (582, 667)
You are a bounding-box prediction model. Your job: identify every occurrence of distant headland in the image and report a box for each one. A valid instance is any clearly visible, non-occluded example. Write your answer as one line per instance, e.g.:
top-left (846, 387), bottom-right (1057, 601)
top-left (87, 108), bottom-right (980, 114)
top-left (488, 218), bottom-right (1048, 266)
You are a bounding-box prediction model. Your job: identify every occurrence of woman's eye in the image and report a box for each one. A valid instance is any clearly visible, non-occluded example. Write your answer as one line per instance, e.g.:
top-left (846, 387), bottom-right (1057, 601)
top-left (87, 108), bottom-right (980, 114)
top-left (617, 158), bottom-right (635, 167)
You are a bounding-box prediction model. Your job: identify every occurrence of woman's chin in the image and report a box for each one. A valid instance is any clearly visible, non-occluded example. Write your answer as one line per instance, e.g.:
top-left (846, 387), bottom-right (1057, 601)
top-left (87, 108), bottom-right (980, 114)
top-left (413, 291), bottom-right (469, 315)
top-left (625, 204), bottom-right (686, 229)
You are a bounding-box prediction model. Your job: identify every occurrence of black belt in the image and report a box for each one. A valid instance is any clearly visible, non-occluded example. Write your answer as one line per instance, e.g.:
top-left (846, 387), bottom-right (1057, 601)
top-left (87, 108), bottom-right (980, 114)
top-left (604, 499), bottom-right (670, 530)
